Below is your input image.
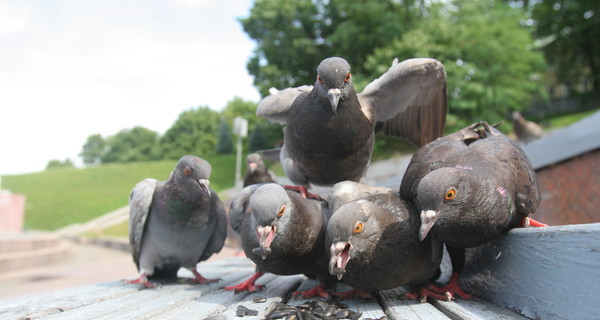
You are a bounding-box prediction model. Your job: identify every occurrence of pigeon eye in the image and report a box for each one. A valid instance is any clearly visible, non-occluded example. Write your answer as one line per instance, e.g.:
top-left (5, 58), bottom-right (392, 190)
top-left (317, 75), bottom-right (324, 83)
top-left (445, 188), bottom-right (457, 200)
top-left (352, 221), bottom-right (364, 234)
top-left (277, 205), bottom-right (285, 218)
top-left (183, 167), bottom-right (193, 176)
top-left (344, 73), bottom-right (351, 83)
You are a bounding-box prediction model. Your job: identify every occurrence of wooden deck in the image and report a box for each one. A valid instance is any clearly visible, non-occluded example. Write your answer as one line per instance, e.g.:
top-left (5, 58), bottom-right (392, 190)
top-left (1, 226), bottom-right (597, 320)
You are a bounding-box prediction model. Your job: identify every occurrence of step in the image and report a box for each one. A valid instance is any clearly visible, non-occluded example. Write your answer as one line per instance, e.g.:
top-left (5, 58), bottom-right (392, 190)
top-left (0, 240), bottom-right (69, 274)
top-left (0, 232), bottom-right (62, 254)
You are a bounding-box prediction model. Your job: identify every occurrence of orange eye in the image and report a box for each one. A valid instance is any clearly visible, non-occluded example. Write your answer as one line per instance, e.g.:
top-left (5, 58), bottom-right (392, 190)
top-left (317, 75), bottom-right (323, 83)
top-left (352, 221), bottom-right (364, 234)
top-left (445, 188), bottom-right (457, 200)
top-left (277, 205), bottom-right (285, 218)
top-left (183, 167), bottom-right (192, 176)
top-left (344, 73), bottom-right (351, 83)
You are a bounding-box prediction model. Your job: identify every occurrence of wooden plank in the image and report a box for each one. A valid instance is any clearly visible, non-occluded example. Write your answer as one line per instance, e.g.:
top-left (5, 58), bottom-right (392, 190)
top-left (431, 299), bottom-right (527, 320)
top-left (461, 223), bottom-right (600, 320)
top-left (38, 270), bottom-right (253, 320)
top-left (377, 288), bottom-right (451, 320)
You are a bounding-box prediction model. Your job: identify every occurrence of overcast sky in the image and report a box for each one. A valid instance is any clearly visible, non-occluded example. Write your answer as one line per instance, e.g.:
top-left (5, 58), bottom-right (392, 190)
top-left (0, 0), bottom-right (260, 175)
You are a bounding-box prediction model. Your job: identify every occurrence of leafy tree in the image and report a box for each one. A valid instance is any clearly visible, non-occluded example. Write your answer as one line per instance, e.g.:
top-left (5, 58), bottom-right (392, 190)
top-left (216, 119), bottom-right (234, 154)
top-left (102, 126), bottom-right (160, 163)
top-left (248, 124), bottom-right (269, 152)
top-left (46, 159), bottom-right (75, 170)
top-left (531, 0), bottom-right (600, 93)
top-left (240, 0), bottom-right (429, 96)
top-left (159, 106), bottom-right (221, 159)
top-left (367, 0), bottom-right (547, 131)
top-left (79, 134), bottom-right (106, 165)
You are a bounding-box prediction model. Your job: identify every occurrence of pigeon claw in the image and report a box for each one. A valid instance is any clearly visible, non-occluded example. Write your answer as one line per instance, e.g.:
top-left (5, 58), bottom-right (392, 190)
top-left (189, 270), bottom-right (221, 284)
top-left (292, 284), bottom-right (330, 299)
top-left (332, 288), bottom-right (370, 300)
top-left (521, 217), bottom-right (548, 228)
top-left (224, 272), bottom-right (265, 294)
top-left (123, 273), bottom-right (160, 289)
top-left (426, 272), bottom-right (472, 300)
top-left (283, 185), bottom-right (322, 200)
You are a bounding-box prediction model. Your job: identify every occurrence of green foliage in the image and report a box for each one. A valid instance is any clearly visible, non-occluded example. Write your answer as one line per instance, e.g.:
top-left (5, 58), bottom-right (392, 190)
top-left (248, 124), bottom-right (269, 151)
top-left (216, 118), bottom-right (234, 154)
top-left (159, 106), bottom-right (221, 160)
top-left (366, 0), bottom-right (547, 132)
top-left (102, 126), bottom-right (160, 163)
top-left (46, 159), bottom-right (75, 170)
top-left (3, 154), bottom-right (237, 231)
top-left (532, 0), bottom-right (600, 92)
top-left (79, 134), bottom-right (106, 165)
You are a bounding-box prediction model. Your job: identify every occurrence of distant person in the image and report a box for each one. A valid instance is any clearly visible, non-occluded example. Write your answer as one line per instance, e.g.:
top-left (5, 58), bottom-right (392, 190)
top-left (512, 111), bottom-right (543, 144)
top-left (243, 153), bottom-right (277, 187)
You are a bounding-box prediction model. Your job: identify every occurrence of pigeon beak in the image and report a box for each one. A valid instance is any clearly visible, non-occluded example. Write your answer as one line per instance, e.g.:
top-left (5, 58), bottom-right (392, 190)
top-left (329, 241), bottom-right (351, 280)
top-left (419, 210), bottom-right (439, 241)
top-left (248, 162), bottom-right (257, 172)
top-left (327, 88), bottom-right (341, 113)
top-left (254, 225), bottom-right (276, 260)
top-left (198, 179), bottom-right (210, 196)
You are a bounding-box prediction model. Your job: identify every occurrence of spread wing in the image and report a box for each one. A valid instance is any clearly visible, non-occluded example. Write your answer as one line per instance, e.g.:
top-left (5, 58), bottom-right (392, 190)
top-left (128, 178), bottom-right (158, 269)
top-left (256, 86), bottom-right (313, 125)
top-left (359, 58), bottom-right (447, 148)
top-left (198, 191), bottom-right (228, 262)
top-left (229, 184), bottom-right (263, 234)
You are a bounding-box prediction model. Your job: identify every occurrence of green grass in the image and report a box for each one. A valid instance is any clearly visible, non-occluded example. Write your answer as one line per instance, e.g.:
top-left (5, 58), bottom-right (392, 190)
top-left (2, 154), bottom-right (238, 231)
top-left (545, 108), bottom-right (599, 129)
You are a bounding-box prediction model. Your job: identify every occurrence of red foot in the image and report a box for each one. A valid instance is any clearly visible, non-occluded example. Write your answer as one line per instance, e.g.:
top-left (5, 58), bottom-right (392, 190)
top-left (123, 272), bottom-right (159, 289)
top-left (283, 185), bottom-right (322, 200)
top-left (293, 283), bottom-right (330, 299)
top-left (188, 269), bottom-right (221, 284)
top-left (522, 217), bottom-right (548, 228)
top-left (427, 272), bottom-right (471, 300)
top-left (404, 287), bottom-right (449, 303)
top-left (332, 288), bottom-right (371, 300)
top-left (224, 272), bottom-right (265, 293)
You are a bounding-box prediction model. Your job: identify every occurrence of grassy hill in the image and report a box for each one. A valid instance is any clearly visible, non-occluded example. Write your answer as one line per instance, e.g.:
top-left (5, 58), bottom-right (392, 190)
top-left (2, 154), bottom-right (242, 231)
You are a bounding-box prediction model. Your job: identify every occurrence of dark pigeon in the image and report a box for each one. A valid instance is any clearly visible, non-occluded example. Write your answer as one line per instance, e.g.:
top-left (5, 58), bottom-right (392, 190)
top-left (125, 155), bottom-right (227, 288)
top-left (326, 181), bottom-right (443, 299)
top-left (257, 57), bottom-right (447, 188)
top-left (400, 122), bottom-right (545, 300)
top-left (243, 153), bottom-right (277, 187)
top-left (225, 183), bottom-right (333, 298)
top-left (511, 111), bottom-right (543, 144)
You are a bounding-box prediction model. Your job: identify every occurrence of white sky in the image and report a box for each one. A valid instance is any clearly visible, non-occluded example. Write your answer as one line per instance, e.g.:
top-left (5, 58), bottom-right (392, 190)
top-left (0, 0), bottom-right (260, 175)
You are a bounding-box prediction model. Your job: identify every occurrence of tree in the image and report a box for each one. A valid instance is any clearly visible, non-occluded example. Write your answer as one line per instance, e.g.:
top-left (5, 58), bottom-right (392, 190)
top-left (248, 124), bottom-right (270, 152)
top-left (46, 159), bottom-right (75, 170)
top-left (79, 134), bottom-right (106, 165)
top-left (102, 126), bottom-right (160, 163)
top-left (215, 119), bottom-right (234, 154)
top-left (240, 0), bottom-right (429, 96)
top-left (531, 0), bottom-right (600, 93)
top-left (159, 106), bottom-right (221, 159)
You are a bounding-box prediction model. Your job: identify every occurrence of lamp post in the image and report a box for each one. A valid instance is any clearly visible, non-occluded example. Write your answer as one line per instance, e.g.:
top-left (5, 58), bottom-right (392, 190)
top-left (233, 117), bottom-right (248, 189)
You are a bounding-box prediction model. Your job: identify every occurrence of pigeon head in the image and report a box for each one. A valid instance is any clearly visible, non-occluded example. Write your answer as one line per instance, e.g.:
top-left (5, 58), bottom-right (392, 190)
top-left (173, 155), bottom-right (212, 197)
top-left (315, 57), bottom-right (353, 113)
top-left (248, 183), bottom-right (293, 260)
top-left (416, 167), bottom-right (513, 248)
top-left (326, 200), bottom-right (380, 280)
top-left (246, 153), bottom-right (263, 173)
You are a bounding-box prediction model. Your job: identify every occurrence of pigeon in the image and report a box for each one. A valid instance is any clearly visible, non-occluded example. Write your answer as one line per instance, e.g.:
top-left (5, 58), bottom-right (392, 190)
top-left (243, 153), bottom-right (277, 187)
top-left (124, 155), bottom-right (228, 288)
top-left (225, 183), bottom-right (333, 298)
top-left (326, 181), bottom-right (443, 299)
top-left (511, 111), bottom-right (543, 144)
top-left (257, 57), bottom-right (447, 190)
top-left (400, 121), bottom-right (546, 300)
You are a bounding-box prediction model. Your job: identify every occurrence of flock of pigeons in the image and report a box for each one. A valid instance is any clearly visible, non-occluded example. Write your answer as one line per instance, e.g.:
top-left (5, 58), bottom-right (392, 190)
top-left (123, 57), bottom-right (547, 303)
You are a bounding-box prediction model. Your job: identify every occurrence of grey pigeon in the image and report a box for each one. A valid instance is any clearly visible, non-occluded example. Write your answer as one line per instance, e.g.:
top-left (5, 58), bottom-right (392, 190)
top-left (326, 181), bottom-right (442, 299)
top-left (257, 57), bottom-right (447, 188)
top-left (511, 111), bottom-right (543, 144)
top-left (226, 183), bottom-right (333, 298)
top-left (243, 153), bottom-right (277, 187)
top-left (400, 122), bottom-right (545, 300)
top-left (125, 155), bottom-right (227, 288)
